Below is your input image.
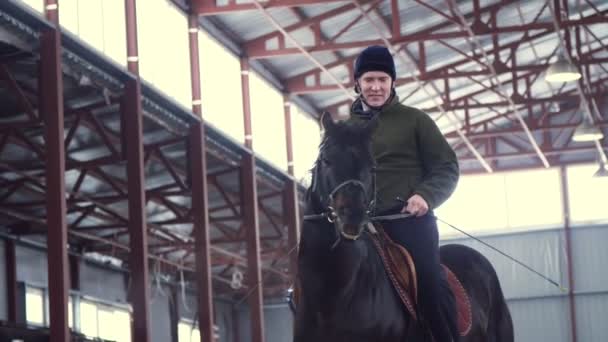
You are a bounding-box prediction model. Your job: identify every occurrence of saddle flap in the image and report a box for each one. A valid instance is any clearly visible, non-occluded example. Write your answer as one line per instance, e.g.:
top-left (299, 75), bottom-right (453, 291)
top-left (371, 224), bottom-right (472, 337)
top-left (442, 265), bottom-right (473, 336)
top-left (369, 226), bottom-right (418, 320)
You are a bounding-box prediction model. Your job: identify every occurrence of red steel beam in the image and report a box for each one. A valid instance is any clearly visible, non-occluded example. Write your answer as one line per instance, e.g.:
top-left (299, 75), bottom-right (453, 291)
top-left (5, 239), bottom-right (17, 322)
top-left (282, 96), bottom-right (299, 283)
top-left (289, 8), bottom-right (606, 97)
top-left (190, 121), bottom-right (215, 342)
top-left (188, 13), bottom-right (215, 342)
top-left (247, 16), bottom-right (603, 58)
top-left (193, 0), bottom-right (347, 16)
top-left (125, 0), bottom-right (140, 75)
top-left (246, 0), bottom-right (517, 59)
top-left (442, 76), bottom-right (608, 137)
top-left (240, 152), bottom-right (265, 342)
top-left (123, 78), bottom-right (151, 342)
top-left (40, 4), bottom-right (71, 339)
top-left (241, 57), bottom-right (253, 150)
top-left (447, 121), bottom-right (608, 140)
top-left (457, 144), bottom-right (606, 162)
top-left (124, 0), bottom-right (151, 340)
top-left (283, 97), bottom-right (295, 175)
top-left (0, 65), bottom-right (37, 121)
top-left (244, 0), bottom-right (374, 55)
top-left (240, 56), bottom-right (265, 342)
top-left (189, 14), bottom-right (203, 118)
top-left (283, 180), bottom-right (299, 284)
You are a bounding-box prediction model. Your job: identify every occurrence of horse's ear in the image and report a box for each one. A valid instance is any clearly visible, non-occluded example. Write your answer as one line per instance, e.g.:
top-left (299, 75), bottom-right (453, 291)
top-left (320, 111), bottom-right (335, 132)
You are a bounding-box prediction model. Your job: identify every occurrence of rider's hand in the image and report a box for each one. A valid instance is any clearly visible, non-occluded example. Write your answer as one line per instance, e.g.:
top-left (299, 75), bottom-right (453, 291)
top-left (401, 194), bottom-right (428, 217)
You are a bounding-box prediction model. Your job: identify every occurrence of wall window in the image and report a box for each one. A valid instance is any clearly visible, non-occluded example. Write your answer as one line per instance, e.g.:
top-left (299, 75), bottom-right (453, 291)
top-left (436, 173), bottom-right (509, 237)
top-left (292, 106), bottom-right (321, 186)
top-left (503, 168), bottom-right (563, 228)
top-left (178, 320), bottom-right (221, 342)
top-left (80, 299), bottom-right (132, 342)
top-left (58, 0), bottom-right (127, 67)
top-left (80, 300), bottom-right (99, 337)
top-left (198, 30), bottom-right (244, 143)
top-left (25, 285), bottom-right (130, 341)
top-left (567, 163), bottom-right (608, 224)
top-left (25, 286), bottom-right (46, 326)
top-left (138, 0), bottom-right (191, 107)
top-left (178, 320), bottom-right (201, 342)
top-left (436, 168), bottom-right (563, 238)
top-left (250, 72), bottom-right (287, 171)
top-left (17, 0), bottom-right (43, 13)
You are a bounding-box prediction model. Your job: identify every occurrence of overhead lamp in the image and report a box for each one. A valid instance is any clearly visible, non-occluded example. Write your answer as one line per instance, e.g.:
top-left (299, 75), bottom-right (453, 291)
top-left (545, 55), bottom-right (582, 83)
top-left (572, 115), bottom-right (604, 142)
top-left (78, 74), bottom-right (93, 86)
top-left (594, 161), bottom-right (608, 178)
top-left (549, 102), bottom-right (560, 113)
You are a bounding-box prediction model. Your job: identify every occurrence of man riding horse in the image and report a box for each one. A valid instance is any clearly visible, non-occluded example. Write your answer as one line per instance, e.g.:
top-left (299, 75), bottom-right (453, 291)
top-left (347, 45), bottom-right (460, 342)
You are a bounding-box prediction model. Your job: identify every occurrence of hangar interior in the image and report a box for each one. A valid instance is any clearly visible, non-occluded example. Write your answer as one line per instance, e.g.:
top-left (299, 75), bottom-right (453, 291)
top-left (0, 0), bottom-right (607, 341)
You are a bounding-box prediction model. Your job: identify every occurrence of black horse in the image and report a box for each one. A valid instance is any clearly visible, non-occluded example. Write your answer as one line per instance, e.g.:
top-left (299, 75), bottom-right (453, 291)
top-left (294, 114), bottom-right (513, 342)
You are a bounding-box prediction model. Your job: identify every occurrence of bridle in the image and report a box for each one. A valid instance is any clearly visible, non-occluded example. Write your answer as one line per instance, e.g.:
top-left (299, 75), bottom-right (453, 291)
top-left (303, 165), bottom-right (412, 245)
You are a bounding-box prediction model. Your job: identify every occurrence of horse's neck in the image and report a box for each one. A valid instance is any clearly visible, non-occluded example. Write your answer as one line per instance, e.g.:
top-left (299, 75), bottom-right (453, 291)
top-left (325, 237), bottom-right (381, 297)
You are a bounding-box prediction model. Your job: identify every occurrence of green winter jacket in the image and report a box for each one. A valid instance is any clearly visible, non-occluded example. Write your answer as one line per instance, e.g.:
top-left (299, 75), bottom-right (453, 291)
top-left (348, 97), bottom-right (459, 212)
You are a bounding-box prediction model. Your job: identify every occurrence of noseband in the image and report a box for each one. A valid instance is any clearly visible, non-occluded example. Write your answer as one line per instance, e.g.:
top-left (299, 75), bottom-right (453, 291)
top-left (304, 172), bottom-right (413, 245)
top-left (304, 176), bottom-right (376, 243)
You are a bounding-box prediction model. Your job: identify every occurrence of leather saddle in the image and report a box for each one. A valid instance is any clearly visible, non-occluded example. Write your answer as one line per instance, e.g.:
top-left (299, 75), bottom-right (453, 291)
top-left (369, 223), bottom-right (472, 337)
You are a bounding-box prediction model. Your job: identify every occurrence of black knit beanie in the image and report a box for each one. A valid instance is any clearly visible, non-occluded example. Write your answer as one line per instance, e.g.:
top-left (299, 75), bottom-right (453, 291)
top-left (353, 45), bottom-right (396, 81)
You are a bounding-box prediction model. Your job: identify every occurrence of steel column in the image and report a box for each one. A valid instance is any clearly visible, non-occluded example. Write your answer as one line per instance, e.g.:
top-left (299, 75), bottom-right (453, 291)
top-left (41, 1), bottom-right (70, 339)
top-left (240, 152), bottom-right (265, 342)
top-left (283, 97), bottom-right (295, 176)
top-left (241, 58), bottom-right (253, 149)
top-left (69, 254), bottom-right (80, 291)
top-left (123, 78), bottom-right (151, 342)
top-left (125, 0), bottom-right (140, 75)
top-left (169, 286), bottom-right (179, 342)
top-left (282, 97), bottom-right (300, 282)
top-left (124, 0), bottom-right (151, 340)
top-left (559, 167), bottom-right (578, 342)
top-left (5, 239), bottom-right (17, 322)
top-left (190, 121), bottom-right (215, 342)
top-left (240, 57), bottom-right (265, 342)
top-left (283, 180), bottom-right (299, 283)
top-left (188, 12), bottom-right (215, 342)
top-left (188, 14), bottom-right (203, 117)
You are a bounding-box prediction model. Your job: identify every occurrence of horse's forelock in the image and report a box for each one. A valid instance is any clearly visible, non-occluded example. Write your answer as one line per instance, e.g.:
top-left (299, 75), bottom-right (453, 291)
top-left (321, 120), bottom-right (374, 149)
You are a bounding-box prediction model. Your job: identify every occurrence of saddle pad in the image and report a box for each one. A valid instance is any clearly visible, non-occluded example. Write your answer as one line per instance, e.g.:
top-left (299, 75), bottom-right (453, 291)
top-left (369, 226), bottom-right (418, 320)
top-left (370, 225), bottom-right (472, 336)
top-left (442, 265), bottom-right (472, 336)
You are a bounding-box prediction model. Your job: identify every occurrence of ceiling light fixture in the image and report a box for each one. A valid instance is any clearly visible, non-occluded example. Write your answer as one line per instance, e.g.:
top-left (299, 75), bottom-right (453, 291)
top-left (545, 55), bottom-right (582, 83)
top-left (572, 115), bottom-right (604, 142)
top-left (594, 160), bottom-right (608, 177)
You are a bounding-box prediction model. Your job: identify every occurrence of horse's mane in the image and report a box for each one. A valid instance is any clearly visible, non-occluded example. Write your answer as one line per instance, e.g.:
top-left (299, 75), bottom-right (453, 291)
top-left (306, 119), bottom-right (375, 209)
top-left (319, 118), bottom-right (375, 149)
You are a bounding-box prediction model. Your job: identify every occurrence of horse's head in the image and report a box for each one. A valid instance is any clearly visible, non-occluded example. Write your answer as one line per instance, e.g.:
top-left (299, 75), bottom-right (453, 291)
top-left (308, 112), bottom-right (378, 240)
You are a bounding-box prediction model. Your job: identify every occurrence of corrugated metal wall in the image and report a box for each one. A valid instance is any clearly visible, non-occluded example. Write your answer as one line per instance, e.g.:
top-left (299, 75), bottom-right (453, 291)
top-left (442, 224), bottom-right (608, 342)
top-left (241, 224), bottom-right (608, 342)
top-left (2, 224), bottom-right (607, 341)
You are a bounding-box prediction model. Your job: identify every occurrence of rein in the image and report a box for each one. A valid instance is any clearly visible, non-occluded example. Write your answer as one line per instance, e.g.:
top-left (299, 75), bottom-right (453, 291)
top-left (303, 211), bottom-right (412, 222)
top-left (303, 169), bottom-right (413, 244)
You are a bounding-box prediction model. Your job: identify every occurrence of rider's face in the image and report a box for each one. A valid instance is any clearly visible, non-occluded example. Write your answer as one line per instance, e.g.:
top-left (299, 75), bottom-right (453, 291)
top-left (358, 71), bottom-right (393, 107)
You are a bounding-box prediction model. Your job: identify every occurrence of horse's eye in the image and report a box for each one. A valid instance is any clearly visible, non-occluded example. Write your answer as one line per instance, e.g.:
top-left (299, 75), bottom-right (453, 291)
top-left (322, 158), bottom-right (331, 166)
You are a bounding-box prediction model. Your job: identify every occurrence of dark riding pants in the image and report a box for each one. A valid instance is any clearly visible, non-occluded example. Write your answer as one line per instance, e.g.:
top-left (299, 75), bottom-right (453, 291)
top-left (381, 213), bottom-right (459, 342)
